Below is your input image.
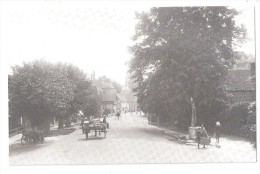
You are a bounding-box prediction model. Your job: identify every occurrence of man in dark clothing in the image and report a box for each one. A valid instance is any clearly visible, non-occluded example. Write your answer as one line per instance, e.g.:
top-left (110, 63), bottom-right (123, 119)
top-left (103, 116), bottom-right (109, 128)
top-left (197, 125), bottom-right (208, 149)
top-left (116, 111), bottom-right (120, 120)
top-left (196, 128), bottom-right (202, 149)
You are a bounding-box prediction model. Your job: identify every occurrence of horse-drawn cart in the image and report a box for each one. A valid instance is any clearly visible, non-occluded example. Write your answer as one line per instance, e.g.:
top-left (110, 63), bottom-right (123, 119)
top-left (82, 118), bottom-right (107, 139)
top-left (21, 129), bottom-right (44, 145)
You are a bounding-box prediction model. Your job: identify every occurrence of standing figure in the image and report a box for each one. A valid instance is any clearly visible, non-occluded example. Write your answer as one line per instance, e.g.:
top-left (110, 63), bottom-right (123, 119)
top-left (197, 125), bottom-right (209, 149)
top-left (103, 116), bottom-right (109, 129)
top-left (196, 127), bottom-right (202, 149)
top-left (116, 110), bottom-right (121, 120)
top-left (215, 121), bottom-right (221, 145)
top-left (201, 125), bottom-right (208, 148)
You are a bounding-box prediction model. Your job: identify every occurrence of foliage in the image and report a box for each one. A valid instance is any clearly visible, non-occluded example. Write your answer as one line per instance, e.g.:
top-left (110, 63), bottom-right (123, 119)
top-left (213, 102), bottom-right (256, 140)
top-left (82, 91), bottom-right (101, 117)
top-left (96, 76), bottom-right (122, 93)
top-left (129, 7), bottom-right (246, 127)
top-left (222, 102), bottom-right (249, 135)
top-left (233, 51), bottom-right (255, 70)
top-left (221, 102), bottom-right (256, 140)
top-left (247, 101), bottom-right (256, 124)
top-left (9, 60), bottom-right (101, 130)
top-left (103, 109), bottom-right (111, 116)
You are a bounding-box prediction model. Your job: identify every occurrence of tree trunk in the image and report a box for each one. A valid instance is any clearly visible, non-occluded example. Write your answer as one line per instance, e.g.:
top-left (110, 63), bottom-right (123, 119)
top-left (43, 117), bottom-right (51, 133)
top-left (65, 114), bottom-right (71, 127)
top-left (58, 117), bottom-right (64, 129)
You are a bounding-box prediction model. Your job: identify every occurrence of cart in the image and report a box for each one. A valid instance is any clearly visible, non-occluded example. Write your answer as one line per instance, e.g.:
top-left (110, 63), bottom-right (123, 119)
top-left (199, 137), bottom-right (211, 145)
top-left (21, 129), bottom-right (44, 145)
top-left (83, 118), bottom-right (107, 139)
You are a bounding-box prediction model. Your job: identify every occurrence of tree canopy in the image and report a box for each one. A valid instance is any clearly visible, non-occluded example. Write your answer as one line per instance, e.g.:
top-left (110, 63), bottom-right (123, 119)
top-left (129, 7), bottom-right (246, 127)
top-left (9, 60), bottom-right (101, 130)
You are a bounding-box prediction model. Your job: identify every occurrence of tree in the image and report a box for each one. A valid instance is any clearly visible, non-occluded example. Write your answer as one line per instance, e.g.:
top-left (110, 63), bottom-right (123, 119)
top-left (9, 60), bottom-right (74, 131)
top-left (9, 60), bottom-right (101, 131)
top-left (232, 51), bottom-right (255, 70)
top-left (129, 7), bottom-right (246, 128)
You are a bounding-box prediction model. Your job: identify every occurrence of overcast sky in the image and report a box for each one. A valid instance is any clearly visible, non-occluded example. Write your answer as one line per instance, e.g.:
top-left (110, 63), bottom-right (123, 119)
top-left (0, 1), bottom-right (255, 85)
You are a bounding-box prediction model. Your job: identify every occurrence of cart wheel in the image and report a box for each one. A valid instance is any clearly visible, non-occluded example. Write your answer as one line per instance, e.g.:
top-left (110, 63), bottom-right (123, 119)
top-left (21, 135), bottom-right (27, 145)
top-left (85, 132), bottom-right (88, 139)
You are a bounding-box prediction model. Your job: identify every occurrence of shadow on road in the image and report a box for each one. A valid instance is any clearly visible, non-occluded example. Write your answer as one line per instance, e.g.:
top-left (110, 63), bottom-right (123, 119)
top-left (9, 140), bottom-right (54, 156)
top-left (78, 137), bottom-right (106, 141)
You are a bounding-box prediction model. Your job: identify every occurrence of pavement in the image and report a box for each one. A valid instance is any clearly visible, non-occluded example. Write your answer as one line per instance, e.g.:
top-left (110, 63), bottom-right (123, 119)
top-left (9, 113), bottom-right (256, 165)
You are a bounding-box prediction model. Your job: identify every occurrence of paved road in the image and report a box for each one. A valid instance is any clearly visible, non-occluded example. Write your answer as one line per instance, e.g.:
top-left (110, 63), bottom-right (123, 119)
top-left (10, 113), bottom-right (256, 165)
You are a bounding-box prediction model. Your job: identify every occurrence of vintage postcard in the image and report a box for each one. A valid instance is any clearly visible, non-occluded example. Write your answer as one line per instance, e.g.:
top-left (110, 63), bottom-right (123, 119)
top-left (0, 0), bottom-right (259, 174)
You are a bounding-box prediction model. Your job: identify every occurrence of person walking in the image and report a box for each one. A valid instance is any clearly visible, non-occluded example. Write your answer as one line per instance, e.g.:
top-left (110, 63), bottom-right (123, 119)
top-left (196, 127), bottom-right (202, 149)
top-left (116, 110), bottom-right (121, 120)
top-left (103, 116), bottom-right (109, 129)
top-left (215, 121), bottom-right (221, 146)
top-left (200, 125), bottom-right (208, 148)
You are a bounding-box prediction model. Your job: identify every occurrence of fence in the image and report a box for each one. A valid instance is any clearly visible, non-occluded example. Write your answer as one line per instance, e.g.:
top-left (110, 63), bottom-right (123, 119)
top-left (9, 127), bottom-right (23, 137)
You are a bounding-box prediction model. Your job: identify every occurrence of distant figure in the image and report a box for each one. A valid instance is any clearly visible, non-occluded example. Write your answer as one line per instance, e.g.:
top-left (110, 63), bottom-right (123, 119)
top-left (197, 125), bottom-right (208, 149)
top-left (215, 121), bottom-right (221, 145)
top-left (196, 127), bottom-right (202, 149)
top-left (201, 125), bottom-right (208, 137)
top-left (103, 116), bottom-right (109, 128)
top-left (116, 111), bottom-right (121, 120)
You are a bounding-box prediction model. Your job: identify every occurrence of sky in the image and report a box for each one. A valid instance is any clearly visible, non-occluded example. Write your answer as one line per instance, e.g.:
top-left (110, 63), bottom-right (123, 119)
top-left (0, 1), bottom-right (255, 85)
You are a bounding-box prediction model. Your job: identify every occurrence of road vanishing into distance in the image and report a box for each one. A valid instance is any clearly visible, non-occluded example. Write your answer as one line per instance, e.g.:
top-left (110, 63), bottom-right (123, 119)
top-left (10, 113), bottom-right (256, 165)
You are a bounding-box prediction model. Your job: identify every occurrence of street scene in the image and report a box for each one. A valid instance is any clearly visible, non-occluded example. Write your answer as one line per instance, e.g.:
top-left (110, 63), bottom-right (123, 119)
top-left (9, 113), bottom-right (256, 165)
top-left (2, 1), bottom-right (257, 165)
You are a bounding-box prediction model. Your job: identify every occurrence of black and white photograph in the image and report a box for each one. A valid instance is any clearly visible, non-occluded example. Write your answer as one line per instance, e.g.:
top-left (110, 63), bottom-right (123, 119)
top-left (0, 0), bottom-right (259, 173)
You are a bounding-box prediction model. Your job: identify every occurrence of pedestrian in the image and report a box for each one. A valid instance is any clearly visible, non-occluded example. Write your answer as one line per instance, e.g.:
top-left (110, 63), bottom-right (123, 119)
top-left (103, 116), bottom-right (109, 129)
top-left (215, 121), bottom-right (221, 146)
top-left (116, 110), bottom-right (120, 120)
top-left (196, 127), bottom-right (202, 149)
top-left (201, 125), bottom-right (208, 137)
top-left (200, 125), bottom-right (208, 148)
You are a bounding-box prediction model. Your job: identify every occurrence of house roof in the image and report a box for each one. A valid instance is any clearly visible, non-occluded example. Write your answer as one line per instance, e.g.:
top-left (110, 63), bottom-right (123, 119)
top-left (91, 79), bottom-right (119, 102)
top-left (224, 70), bottom-right (255, 91)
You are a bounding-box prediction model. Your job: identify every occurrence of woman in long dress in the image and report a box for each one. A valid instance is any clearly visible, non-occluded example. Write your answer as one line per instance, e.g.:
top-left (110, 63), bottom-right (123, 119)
top-left (215, 121), bottom-right (221, 145)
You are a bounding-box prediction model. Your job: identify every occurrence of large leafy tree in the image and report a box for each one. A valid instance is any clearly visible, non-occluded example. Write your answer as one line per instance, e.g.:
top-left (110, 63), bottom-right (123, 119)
top-left (9, 60), bottom-right (100, 131)
top-left (9, 60), bottom-right (74, 131)
top-left (129, 7), bottom-right (246, 128)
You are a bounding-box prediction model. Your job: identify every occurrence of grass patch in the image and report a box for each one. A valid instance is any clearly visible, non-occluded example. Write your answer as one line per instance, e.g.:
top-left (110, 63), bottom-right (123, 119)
top-left (45, 128), bottom-right (76, 137)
